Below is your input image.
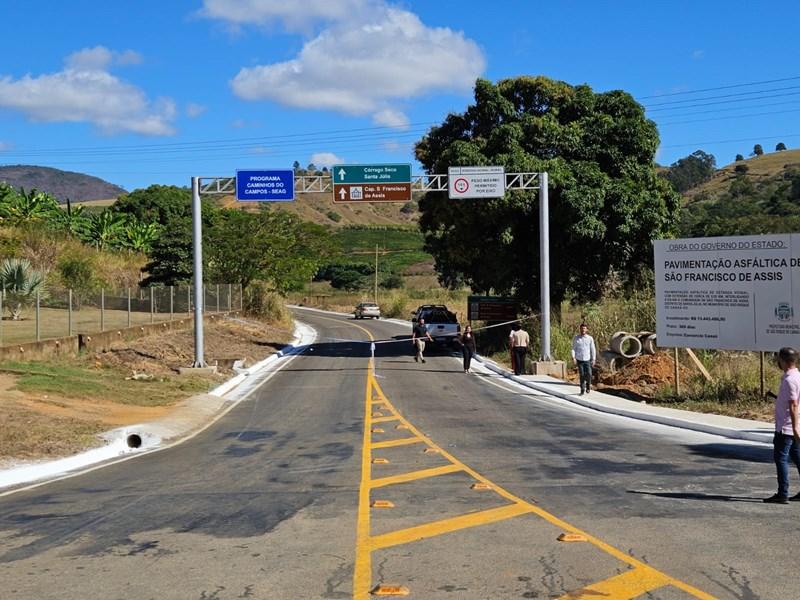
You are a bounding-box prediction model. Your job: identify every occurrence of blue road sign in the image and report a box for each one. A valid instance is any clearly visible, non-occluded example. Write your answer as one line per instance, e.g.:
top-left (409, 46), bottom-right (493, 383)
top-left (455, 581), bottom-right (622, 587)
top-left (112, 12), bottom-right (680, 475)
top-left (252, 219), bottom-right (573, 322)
top-left (236, 169), bottom-right (295, 201)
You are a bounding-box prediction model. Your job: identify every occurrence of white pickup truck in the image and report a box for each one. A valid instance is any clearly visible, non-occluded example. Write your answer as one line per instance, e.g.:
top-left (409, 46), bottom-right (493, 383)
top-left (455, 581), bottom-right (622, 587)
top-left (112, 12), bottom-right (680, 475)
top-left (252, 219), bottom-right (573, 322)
top-left (411, 304), bottom-right (461, 346)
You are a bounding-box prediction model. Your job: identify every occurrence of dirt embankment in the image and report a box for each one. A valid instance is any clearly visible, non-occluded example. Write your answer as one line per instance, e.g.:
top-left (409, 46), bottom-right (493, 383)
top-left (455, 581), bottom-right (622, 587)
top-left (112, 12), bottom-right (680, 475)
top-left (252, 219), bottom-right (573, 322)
top-left (0, 317), bottom-right (293, 463)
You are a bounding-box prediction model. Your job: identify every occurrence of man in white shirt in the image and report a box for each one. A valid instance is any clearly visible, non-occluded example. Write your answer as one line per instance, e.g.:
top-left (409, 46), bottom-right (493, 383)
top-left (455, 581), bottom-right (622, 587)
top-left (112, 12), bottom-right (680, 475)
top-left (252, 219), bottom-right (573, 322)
top-left (510, 324), bottom-right (530, 375)
top-left (571, 323), bottom-right (597, 395)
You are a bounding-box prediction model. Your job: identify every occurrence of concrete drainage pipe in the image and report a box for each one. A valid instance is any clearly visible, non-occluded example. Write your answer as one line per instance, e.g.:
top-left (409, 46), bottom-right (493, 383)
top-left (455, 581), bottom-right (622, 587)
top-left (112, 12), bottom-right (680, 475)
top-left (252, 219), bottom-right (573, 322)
top-left (639, 333), bottom-right (658, 355)
top-left (599, 350), bottom-right (629, 374)
top-left (126, 433), bottom-right (143, 449)
top-left (609, 332), bottom-right (642, 358)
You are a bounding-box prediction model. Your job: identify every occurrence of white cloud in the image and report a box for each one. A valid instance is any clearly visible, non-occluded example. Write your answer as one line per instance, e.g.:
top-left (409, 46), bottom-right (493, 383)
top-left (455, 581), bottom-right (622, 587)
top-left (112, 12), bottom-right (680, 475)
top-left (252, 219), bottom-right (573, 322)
top-left (0, 47), bottom-right (175, 136)
top-left (200, 0), bottom-right (371, 32)
top-left (117, 50), bottom-right (144, 66)
top-left (186, 103), bottom-right (207, 118)
top-left (65, 46), bottom-right (143, 70)
top-left (310, 152), bottom-right (343, 167)
top-left (0, 141), bottom-right (11, 152)
top-left (372, 108), bottom-right (409, 129)
top-left (381, 140), bottom-right (410, 153)
top-left (249, 146), bottom-right (270, 154)
top-left (692, 49), bottom-right (705, 60)
top-left (229, 7), bottom-right (485, 126)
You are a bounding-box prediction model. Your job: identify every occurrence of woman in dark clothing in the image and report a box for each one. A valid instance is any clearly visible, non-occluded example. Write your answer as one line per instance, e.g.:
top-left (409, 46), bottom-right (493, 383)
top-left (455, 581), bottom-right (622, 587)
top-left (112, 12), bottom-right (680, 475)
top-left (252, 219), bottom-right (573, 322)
top-left (459, 325), bottom-right (477, 373)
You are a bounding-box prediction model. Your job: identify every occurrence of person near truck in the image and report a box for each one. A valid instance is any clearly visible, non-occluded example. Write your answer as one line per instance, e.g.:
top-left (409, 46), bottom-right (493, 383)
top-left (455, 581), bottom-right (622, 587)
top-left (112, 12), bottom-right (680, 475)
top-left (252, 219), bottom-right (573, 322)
top-left (412, 317), bottom-right (433, 364)
top-left (571, 323), bottom-right (597, 395)
top-left (510, 324), bottom-right (530, 375)
top-left (764, 346), bottom-right (800, 504)
top-left (458, 325), bottom-right (477, 373)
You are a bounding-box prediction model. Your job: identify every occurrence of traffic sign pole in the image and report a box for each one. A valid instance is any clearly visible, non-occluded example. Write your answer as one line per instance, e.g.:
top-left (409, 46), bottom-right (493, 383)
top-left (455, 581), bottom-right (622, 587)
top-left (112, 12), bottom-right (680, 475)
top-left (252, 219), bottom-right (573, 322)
top-left (539, 172), bottom-right (551, 361)
top-left (191, 176), bottom-right (206, 367)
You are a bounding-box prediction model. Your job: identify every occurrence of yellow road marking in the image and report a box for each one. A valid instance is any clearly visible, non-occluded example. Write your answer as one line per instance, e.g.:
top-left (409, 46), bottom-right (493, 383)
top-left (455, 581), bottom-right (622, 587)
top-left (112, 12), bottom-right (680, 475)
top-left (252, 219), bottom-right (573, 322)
top-left (372, 415), bottom-right (400, 423)
top-left (371, 437), bottom-right (423, 449)
top-left (313, 313), bottom-right (716, 600)
top-left (370, 503), bottom-right (533, 550)
top-left (558, 567), bottom-right (671, 599)
top-left (370, 464), bottom-right (462, 489)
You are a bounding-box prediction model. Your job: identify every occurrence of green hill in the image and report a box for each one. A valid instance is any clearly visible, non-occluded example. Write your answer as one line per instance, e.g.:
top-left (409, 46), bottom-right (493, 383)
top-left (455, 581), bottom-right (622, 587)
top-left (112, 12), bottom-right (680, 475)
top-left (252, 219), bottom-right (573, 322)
top-left (679, 149), bottom-right (800, 237)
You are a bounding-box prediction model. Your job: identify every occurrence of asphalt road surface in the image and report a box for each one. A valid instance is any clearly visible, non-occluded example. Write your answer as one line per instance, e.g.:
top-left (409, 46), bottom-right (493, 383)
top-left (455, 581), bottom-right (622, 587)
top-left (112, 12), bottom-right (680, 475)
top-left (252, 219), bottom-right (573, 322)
top-left (0, 308), bottom-right (795, 599)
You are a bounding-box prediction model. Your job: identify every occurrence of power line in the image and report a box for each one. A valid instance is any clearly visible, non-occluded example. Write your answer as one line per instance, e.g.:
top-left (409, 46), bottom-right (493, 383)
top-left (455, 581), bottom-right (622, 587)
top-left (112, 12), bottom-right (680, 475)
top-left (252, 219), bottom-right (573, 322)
top-left (643, 86), bottom-right (800, 109)
top-left (658, 107), bottom-right (800, 126)
top-left (638, 76), bottom-right (800, 100)
top-left (660, 134), bottom-right (800, 149)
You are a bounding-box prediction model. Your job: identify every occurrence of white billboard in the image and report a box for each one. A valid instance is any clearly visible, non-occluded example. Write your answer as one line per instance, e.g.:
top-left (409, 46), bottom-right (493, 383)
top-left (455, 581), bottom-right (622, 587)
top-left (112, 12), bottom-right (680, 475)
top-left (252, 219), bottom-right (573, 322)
top-left (448, 166), bottom-right (505, 199)
top-left (654, 234), bottom-right (800, 351)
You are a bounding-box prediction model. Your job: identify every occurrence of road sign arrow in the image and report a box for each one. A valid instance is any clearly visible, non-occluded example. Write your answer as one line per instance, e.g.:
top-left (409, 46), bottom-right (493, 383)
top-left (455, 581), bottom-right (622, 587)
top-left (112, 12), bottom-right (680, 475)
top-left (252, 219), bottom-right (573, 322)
top-left (339, 187), bottom-right (347, 200)
top-left (338, 168), bottom-right (346, 180)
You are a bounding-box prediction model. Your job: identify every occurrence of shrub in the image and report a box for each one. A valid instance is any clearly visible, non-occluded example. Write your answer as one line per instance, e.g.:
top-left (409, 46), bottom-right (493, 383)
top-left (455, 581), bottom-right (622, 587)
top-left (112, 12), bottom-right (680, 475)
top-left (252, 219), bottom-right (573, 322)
top-left (327, 210), bottom-right (342, 223)
top-left (244, 281), bottom-right (292, 326)
top-left (57, 254), bottom-right (99, 309)
top-left (0, 258), bottom-right (46, 320)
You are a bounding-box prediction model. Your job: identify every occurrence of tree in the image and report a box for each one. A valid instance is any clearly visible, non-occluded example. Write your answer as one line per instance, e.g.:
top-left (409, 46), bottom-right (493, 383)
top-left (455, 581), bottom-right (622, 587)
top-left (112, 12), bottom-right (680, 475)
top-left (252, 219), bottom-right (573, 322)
top-left (662, 149), bottom-right (716, 192)
top-left (122, 221), bottom-right (160, 254)
top-left (204, 210), bottom-right (335, 292)
top-left (0, 258), bottom-right (46, 320)
top-left (414, 76), bottom-right (679, 312)
top-left (81, 209), bottom-right (127, 250)
top-left (735, 154), bottom-right (744, 162)
top-left (141, 217), bottom-right (194, 286)
top-left (306, 163), bottom-right (317, 174)
top-left (777, 142), bottom-right (788, 151)
top-left (293, 160), bottom-right (301, 172)
top-left (752, 144), bottom-right (764, 156)
top-left (734, 163), bottom-right (749, 174)
top-left (113, 185), bottom-right (191, 225)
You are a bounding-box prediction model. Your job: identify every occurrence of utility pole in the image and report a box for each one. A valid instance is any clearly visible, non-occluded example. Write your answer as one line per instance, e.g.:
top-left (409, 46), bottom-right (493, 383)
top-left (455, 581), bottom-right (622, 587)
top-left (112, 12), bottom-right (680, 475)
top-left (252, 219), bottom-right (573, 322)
top-left (374, 244), bottom-right (379, 304)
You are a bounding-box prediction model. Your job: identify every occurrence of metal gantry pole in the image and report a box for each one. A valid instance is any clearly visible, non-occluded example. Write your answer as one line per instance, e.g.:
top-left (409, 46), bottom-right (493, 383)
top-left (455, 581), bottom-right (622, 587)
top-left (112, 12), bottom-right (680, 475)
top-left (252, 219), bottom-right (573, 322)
top-left (191, 176), bottom-right (206, 367)
top-left (538, 172), bottom-right (551, 361)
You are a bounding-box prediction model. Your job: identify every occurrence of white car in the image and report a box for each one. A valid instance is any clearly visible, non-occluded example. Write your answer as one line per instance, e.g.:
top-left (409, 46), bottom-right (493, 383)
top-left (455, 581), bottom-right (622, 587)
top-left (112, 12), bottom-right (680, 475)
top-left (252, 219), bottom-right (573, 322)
top-left (411, 304), bottom-right (460, 345)
top-left (354, 302), bottom-right (381, 319)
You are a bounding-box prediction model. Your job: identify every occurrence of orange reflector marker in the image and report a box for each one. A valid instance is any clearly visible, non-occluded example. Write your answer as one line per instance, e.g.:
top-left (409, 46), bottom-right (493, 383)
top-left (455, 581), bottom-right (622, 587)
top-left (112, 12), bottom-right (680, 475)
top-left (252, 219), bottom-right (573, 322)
top-left (395, 424), bottom-right (409, 430)
top-left (470, 482), bottom-right (492, 490)
top-left (372, 457), bottom-right (390, 464)
top-left (370, 500), bottom-right (395, 508)
top-left (372, 412), bottom-right (384, 418)
top-left (371, 585), bottom-right (410, 596)
top-left (371, 428), bottom-right (385, 434)
top-left (423, 448), bottom-right (440, 454)
top-left (557, 533), bottom-right (588, 542)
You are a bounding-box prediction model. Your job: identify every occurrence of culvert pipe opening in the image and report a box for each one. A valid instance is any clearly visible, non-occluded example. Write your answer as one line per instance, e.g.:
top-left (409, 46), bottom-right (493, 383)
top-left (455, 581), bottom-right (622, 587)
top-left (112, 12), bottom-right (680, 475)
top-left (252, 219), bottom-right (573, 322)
top-left (127, 434), bottom-right (143, 449)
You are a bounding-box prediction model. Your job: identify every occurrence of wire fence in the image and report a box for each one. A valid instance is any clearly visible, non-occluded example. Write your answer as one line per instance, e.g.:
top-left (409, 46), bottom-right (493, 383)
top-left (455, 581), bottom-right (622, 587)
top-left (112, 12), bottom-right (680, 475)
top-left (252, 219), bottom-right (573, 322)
top-left (0, 284), bottom-right (243, 347)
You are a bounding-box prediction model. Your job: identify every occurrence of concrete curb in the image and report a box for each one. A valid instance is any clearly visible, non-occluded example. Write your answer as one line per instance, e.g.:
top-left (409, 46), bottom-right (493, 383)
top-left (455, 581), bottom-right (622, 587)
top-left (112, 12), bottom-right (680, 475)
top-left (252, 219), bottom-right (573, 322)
top-left (472, 354), bottom-right (774, 445)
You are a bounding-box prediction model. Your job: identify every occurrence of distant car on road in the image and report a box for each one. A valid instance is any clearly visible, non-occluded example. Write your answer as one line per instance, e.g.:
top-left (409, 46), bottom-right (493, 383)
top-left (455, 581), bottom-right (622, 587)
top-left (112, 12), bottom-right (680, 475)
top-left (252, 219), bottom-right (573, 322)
top-left (354, 302), bottom-right (381, 319)
top-left (411, 304), bottom-right (460, 345)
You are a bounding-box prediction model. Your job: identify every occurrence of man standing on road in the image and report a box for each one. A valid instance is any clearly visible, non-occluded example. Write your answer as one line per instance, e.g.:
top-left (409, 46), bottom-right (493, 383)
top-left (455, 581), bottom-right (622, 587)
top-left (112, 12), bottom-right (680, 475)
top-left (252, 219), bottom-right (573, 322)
top-left (412, 317), bottom-right (434, 364)
top-left (571, 323), bottom-right (597, 395)
top-left (765, 346), bottom-right (800, 504)
top-left (510, 324), bottom-right (530, 376)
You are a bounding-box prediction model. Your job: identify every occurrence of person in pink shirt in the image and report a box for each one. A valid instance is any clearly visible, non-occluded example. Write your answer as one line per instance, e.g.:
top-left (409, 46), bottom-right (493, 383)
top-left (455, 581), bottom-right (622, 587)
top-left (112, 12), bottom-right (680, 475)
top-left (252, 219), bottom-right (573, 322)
top-left (764, 347), bottom-right (800, 504)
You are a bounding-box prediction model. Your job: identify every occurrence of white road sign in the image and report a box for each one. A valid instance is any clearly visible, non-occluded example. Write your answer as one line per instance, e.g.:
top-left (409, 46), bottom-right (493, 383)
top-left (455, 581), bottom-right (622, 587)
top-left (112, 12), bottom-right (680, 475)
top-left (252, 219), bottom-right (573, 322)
top-left (448, 166), bottom-right (505, 199)
top-left (654, 234), bottom-right (800, 351)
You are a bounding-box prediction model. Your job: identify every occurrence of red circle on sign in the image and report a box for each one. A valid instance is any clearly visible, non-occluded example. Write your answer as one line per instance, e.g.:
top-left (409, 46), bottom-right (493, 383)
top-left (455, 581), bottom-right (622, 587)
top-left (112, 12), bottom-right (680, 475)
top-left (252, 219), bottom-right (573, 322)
top-left (454, 178), bottom-right (469, 193)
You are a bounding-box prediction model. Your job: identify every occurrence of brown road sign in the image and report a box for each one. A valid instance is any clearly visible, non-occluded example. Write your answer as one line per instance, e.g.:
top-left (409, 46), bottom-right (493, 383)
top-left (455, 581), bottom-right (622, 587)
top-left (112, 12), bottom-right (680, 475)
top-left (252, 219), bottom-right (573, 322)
top-left (334, 183), bottom-right (412, 203)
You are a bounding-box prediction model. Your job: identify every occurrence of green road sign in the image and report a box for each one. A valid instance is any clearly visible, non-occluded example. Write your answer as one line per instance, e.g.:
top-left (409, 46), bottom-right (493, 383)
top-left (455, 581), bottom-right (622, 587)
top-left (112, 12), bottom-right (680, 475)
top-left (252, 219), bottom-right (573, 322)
top-left (332, 164), bottom-right (411, 184)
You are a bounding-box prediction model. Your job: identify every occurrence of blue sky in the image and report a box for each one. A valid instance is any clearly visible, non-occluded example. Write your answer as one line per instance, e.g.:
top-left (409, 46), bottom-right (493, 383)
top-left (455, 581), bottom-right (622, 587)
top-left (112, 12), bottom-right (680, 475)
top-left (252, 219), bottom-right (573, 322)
top-left (0, 0), bottom-right (798, 192)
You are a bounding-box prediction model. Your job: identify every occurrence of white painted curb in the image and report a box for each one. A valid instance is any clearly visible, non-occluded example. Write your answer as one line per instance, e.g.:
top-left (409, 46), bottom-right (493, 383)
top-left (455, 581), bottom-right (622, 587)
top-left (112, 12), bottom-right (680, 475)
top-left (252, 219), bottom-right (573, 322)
top-left (0, 320), bottom-right (317, 492)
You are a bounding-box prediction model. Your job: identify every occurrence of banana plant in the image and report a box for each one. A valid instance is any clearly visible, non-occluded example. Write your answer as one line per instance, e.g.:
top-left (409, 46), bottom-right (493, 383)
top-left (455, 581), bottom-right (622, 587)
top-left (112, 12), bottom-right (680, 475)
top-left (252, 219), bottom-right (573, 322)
top-left (0, 187), bottom-right (61, 226)
top-left (122, 220), bottom-right (160, 253)
top-left (0, 258), bottom-right (46, 320)
top-left (81, 209), bottom-right (127, 250)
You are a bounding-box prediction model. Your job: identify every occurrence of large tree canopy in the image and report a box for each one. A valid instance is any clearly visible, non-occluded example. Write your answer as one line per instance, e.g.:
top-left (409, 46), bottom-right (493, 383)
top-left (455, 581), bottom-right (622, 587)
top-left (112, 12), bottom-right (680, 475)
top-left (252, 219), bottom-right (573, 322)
top-left (415, 76), bottom-right (680, 311)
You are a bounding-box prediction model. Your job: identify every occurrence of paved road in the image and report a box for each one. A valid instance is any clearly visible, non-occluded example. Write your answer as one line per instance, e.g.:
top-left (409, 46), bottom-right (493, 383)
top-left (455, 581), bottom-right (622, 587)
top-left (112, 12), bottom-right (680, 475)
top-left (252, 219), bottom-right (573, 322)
top-left (0, 309), bottom-right (793, 599)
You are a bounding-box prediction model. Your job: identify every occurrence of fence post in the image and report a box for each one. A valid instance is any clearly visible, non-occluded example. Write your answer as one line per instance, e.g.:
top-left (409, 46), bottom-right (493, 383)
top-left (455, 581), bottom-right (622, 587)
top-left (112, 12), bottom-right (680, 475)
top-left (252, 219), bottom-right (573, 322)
top-left (150, 287), bottom-right (155, 324)
top-left (216, 284), bottom-right (220, 313)
top-left (0, 291), bottom-right (3, 346)
top-left (203, 284), bottom-right (207, 314)
top-left (228, 284), bottom-right (232, 312)
top-left (100, 288), bottom-right (105, 332)
top-left (188, 286), bottom-right (192, 315)
top-left (170, 286), bottom-right (174, 321)
top-left (127, 287), bottom-right (132, 328)
top-left (68, 289), bottom-right (73, 336)
top-left (36, 290), bottom-right (41, 342)
top-left (240, 284), bottom-right (243, 311)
